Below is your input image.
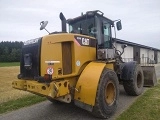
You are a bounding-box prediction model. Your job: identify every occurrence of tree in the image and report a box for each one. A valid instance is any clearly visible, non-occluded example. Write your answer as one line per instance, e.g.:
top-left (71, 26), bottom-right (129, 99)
top-left (0, 41), bottom-right (22, 62)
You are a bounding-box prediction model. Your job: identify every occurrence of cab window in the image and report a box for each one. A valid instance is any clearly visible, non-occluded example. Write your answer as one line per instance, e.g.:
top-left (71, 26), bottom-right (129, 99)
top-left (98, 19), bottom-right (112, 49)
top-left (69, 18), bottom-right (95, 37)
top-left (102, 22), bottom-right (112, 48)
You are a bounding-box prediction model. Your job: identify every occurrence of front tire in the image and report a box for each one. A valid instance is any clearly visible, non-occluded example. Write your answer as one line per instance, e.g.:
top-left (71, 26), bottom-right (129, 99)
top-left (123, 64), bottom-right (144, 96)
top-left (92, 68), bottom-right (119, 119)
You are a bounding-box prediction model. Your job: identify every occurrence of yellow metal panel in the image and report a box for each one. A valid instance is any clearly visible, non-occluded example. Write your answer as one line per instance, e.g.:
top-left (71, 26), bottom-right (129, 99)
top-left (26, 80), bottom-right (70, 98)
top-left (105, 63), bottom-right (114, 70)
top-left (12, 79), bottom-right (70, 98)
top-left (26, 81), bottom-right (51, 96)
top-left (54, 80), bottom-right (70, 97)
top-left (41, 42), bottom-right (63, 77)
top-left (74, 62), bottom-right (106, 106)
top-left (12, 80), bottom-right (26, 90)
top-left (40, 33), bottom-right (96, 79)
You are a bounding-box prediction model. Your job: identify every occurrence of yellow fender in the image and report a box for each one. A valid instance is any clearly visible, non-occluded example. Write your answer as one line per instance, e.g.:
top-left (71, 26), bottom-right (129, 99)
top-left (74, 62), bottom-right (107, 111)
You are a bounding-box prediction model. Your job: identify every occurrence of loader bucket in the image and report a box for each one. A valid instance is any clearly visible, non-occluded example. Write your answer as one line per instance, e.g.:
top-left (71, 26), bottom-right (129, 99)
top-left (141, 65), bottom-right (157, 86)
top-left (155, 64), bottom-right (160, 82)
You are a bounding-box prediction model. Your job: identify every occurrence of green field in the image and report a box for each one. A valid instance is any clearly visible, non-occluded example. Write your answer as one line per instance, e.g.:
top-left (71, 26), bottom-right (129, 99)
top-left (0, 95), bottom-right (46, 114)
top-left (0, 62), bottom-right (20, 67)
top-left (117, 81), bottom-right (160, 120)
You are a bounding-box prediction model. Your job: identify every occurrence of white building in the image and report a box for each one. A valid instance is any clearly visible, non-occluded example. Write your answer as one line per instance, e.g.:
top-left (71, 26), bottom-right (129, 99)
top-left (114, 39), bottom-right (160, 64)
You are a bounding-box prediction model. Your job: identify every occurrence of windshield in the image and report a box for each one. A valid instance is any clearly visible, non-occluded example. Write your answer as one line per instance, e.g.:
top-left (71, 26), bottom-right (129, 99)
top-left (69, 18), bottom-right (95, 37)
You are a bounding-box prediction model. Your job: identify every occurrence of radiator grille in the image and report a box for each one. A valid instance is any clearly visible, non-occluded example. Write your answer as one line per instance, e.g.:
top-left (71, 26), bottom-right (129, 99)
top-left (62, 42), bottom-right (72, 75)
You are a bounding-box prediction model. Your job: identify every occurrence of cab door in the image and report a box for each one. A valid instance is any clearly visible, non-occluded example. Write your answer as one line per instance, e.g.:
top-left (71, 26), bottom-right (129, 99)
top-left (96, 17), bottom-right (112, 49)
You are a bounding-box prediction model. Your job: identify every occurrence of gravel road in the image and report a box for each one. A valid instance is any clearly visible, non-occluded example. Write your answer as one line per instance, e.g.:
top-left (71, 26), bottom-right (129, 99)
top-left (0, 85), bottom-right (143, 120)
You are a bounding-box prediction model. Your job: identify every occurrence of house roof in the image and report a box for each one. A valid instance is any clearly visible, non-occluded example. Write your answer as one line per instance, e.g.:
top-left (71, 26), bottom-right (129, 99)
top-left (114, 38), bottom-right (160, 51)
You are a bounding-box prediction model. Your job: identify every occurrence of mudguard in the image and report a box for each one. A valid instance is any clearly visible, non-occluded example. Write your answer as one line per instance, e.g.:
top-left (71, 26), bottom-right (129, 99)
top-left (74, 62), bottom-right (106, 111)
top-left (120, 61), bottom-right (137, 81)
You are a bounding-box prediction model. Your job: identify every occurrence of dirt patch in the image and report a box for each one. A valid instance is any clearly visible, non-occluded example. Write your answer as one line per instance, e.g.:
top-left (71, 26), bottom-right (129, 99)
top-left (0, 66), bottom-right (32, 104)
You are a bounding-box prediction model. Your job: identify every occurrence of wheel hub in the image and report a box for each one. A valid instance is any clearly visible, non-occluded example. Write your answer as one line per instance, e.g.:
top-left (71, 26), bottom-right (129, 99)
top-left (105, 81), bottom-right (116, 105)
top-left (137, 72), bottom-right (142, 88)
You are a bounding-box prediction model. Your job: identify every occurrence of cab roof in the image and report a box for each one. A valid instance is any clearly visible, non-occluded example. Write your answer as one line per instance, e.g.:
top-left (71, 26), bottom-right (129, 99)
top-left (67, 10), bottom-right (114, 25)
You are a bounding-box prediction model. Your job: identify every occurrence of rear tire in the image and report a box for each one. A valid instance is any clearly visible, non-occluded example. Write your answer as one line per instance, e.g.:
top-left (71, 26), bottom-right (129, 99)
top-left (92, 68), bottom-right (119, 119)
top-left (123, 64), bottom-right (144, 96)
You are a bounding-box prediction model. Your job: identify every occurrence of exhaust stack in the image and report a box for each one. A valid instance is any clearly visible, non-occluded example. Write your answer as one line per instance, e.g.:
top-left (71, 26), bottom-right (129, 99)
top-left (59, 12), bottom-right (66, 32)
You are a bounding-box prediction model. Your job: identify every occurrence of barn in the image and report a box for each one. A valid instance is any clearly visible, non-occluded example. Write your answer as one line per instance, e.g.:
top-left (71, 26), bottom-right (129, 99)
top-left (114, 38), bottom-right (160, 64)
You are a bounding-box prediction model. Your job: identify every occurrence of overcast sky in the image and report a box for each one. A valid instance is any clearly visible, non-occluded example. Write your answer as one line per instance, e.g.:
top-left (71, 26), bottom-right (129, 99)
top-left (0, 0), bottom-right (160, 48)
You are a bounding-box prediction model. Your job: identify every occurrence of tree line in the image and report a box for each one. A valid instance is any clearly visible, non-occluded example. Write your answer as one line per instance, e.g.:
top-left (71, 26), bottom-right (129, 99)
top-left (0, 41), bottom-right (23, 62)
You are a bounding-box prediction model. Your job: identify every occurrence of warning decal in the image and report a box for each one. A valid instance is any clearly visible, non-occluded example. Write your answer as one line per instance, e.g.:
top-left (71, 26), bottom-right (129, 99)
top-left (46, 67), bottom-right (54, 75)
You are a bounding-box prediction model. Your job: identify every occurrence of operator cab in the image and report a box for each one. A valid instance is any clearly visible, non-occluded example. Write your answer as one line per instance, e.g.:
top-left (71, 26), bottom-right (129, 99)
top-left (67, 10), bottom-right (122, 60)
top-left (67, 10), bottom-right (122, 50)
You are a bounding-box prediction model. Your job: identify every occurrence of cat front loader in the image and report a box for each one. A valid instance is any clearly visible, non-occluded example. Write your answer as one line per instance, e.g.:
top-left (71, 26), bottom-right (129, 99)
top-left (12, 10), bottom-right (144, 118)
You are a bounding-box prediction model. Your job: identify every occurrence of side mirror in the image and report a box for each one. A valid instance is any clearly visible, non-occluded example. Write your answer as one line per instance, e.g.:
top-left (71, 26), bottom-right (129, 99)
top-left (40, 21), bottom-right (48, 30)
top-left (116, 21), bottom-right (122, 30)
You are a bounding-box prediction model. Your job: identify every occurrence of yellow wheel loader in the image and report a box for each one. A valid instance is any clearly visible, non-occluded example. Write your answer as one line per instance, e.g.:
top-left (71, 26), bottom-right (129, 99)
top-left (12, 10), bottom-right (144, 118)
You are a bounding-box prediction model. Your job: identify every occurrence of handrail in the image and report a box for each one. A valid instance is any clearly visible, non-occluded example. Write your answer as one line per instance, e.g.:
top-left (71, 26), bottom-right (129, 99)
top-left (122, 57), bottom-right (155, 66)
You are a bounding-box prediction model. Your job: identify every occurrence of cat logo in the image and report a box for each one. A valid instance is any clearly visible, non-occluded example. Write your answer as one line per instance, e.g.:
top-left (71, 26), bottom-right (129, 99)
top-left (82, 38), bottom-right (89, 45)
top-left (74, 35), bottom-right (96, 47)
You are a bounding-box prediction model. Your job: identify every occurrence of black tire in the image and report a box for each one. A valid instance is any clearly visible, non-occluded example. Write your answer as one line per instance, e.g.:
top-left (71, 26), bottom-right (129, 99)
top-left (123, 64), bottom-right (144, 96)
top-left (92, 68), bottom-right (119, 119)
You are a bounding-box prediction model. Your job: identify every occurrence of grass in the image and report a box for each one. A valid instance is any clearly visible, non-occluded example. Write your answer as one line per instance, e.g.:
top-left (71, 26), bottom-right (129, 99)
top-left (0, 66), bottom-right (46, 114)
top-left (0, 95), bottom-right (46, 114)
top-left (117, 81), bottom-right (160, 120)
top-left (0, 62), bottom-right (20, 67)
top-left (0, 66), bottom-right (32, 104)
